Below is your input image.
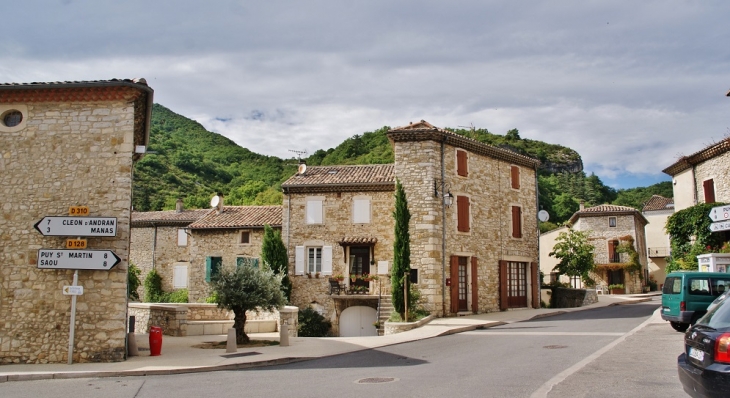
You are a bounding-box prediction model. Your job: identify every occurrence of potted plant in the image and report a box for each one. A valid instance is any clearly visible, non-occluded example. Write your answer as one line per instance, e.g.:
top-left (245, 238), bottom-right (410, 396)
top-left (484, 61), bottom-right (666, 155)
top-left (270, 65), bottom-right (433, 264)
top-left (362, 273), bottom-right (372, 282)
top-left (306, 272), bottom-right (312, 279)
top-left (315, 272), bottom-right (320, 279)
top-left (334, 274), bottom-right (344, 282)
top-left (608, 284), bottom-right (625, 294)
top-left (350, 275), bottom-right (357, 283)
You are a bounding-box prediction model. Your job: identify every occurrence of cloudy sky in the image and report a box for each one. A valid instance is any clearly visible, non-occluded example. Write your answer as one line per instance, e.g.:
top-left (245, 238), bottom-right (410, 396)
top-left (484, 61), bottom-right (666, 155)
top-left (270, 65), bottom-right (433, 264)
top-left (3, 1), bottom-right (729, 189)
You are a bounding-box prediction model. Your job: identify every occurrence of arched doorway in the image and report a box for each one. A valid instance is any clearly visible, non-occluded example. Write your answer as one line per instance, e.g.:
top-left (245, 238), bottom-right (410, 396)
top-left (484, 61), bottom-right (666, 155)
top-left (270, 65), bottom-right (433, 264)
top-left (339, 306), bottom-right (378, 337)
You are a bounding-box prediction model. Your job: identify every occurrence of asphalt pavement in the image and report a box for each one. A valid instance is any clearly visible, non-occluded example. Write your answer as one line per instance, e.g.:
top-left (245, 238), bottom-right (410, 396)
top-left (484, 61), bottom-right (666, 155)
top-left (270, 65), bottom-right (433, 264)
top-left (0, 293), bottom-right (658, 383)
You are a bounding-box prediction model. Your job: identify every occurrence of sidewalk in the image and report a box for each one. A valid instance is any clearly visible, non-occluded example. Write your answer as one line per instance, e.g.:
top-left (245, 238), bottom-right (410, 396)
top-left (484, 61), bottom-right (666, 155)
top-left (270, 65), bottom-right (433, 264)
top-left (0, 293), bottom-right (659, 382)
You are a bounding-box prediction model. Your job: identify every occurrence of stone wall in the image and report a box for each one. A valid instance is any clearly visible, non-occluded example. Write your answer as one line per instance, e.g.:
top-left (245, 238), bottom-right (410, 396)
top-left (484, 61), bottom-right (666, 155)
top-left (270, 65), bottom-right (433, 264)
top-left (551, 287), bottom-right (597, 308)
top-left (129, 225), bottom-right (191, 298)
top-left (0, 100), bottom-right (139, 363)
top-left (695, 151), bottom-right (730, 205)
top-left (284, 190), bottom-right (394, 327)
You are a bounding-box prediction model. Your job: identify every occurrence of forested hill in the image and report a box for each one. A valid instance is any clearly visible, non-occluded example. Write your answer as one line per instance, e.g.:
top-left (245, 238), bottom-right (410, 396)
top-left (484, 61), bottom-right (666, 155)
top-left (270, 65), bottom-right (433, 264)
top-left (132, 104), bottom-right (672, 227)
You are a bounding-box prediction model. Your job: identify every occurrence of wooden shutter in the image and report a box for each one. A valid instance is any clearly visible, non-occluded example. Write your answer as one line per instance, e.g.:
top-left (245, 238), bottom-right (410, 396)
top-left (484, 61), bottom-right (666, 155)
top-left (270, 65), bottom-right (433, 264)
top-left (457, 150), bottom-right (468, 177)
top-left (236, 257), bottom-right (244, 269)
top-left (450, 256), bottom-right (459, 314)
top-left (322, 246), bottom-right (333, 275)
top-left (499, 260), bottom-right (508, 311)
top-left (511, 206), bottom-right (522, 238)
top-left (510, 166), bottom-right (520, 189)
top-left (457, 196), bottom-right (470, 232)
top-left (704, 179), bottom-right (716, 203)
top-left (531, 262), bottom-right (539, 309)
top-left (608, 240), bottom-right (615, 262)
top-left (295, 246), bottom-right (305, 275)
top-left (471, 257), bottom-right (479, 313)
top-left (205, 257), bottom-right (212, 282)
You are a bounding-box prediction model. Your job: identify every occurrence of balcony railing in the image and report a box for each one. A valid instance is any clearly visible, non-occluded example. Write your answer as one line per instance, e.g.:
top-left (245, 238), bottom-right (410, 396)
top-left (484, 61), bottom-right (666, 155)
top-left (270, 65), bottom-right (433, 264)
top-left (647, 247), bottom-right (670, 258)
top-left (594, 253), bottom-right (628, 264)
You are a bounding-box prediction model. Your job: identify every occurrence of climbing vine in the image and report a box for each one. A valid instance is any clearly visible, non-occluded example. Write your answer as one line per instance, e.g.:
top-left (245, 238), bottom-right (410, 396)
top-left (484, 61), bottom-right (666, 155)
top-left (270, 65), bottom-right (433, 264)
top-left (616, 235), bottom-right (642, 284)
top-left (665, 202), bottom-right (729, 273)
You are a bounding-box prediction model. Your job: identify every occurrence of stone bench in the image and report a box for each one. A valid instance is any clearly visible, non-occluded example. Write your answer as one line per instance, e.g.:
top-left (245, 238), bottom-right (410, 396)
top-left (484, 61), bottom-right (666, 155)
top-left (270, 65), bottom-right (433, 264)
top-left (186, 319), bottom-right (278, 336)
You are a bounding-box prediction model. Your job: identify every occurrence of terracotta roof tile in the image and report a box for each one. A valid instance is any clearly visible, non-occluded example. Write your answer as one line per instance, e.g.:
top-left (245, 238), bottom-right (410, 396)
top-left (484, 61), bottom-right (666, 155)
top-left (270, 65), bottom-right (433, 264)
top-left (282, 164), bottom-right (395, 192)
top-left (663, 138), bottom-right (730, 176)
top-left (132, 209), bottom-right (210, 225)
top-left (569, 204), bottom-right (648, 225)
top-left (642, 195), bottom-right (675, 212)
top-left (189, 206), bottom-right (282, 229)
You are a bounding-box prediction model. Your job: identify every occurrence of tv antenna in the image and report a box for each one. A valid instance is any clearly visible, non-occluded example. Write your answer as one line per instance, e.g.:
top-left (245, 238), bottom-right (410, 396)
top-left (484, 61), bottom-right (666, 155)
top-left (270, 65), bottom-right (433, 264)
top-left (458, 123), bottom-right (475, 132)
top-left (289, 149), bottom-right (307, 161)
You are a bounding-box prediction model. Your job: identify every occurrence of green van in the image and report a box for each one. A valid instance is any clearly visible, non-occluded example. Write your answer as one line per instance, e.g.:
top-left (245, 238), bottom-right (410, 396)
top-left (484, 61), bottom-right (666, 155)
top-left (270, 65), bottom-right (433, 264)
top-left (661, 271), bottom-right (730, 332)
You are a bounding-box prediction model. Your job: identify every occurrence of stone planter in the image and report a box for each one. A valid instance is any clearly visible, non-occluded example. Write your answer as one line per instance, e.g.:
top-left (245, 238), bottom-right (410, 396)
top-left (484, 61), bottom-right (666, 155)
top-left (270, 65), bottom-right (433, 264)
top-left (610, 288), bottom-right (625, 295)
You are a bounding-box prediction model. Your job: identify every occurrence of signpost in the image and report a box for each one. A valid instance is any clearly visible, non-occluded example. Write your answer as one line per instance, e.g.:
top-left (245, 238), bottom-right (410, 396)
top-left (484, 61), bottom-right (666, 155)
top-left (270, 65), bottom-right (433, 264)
top-left (34, 216), bottom-right (117, 237)
top-left (63, 285), bottom-right (84, 296)
top-left (37, 249), bottom-right (121, 270)
top-left (709, 205), bottom-right (730, 223)
top-left (709, 221), bottom-right (730, 233)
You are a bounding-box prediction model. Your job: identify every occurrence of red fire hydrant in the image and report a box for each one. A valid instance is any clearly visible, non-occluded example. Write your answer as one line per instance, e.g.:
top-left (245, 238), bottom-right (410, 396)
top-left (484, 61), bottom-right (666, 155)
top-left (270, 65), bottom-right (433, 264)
top-left (149, 326), bottom-right (163, 356)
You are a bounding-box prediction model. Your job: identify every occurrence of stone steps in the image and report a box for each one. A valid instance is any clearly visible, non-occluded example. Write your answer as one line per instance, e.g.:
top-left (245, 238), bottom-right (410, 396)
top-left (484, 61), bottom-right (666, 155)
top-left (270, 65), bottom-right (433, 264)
top-left (377, 296), bottom-right (394, 336)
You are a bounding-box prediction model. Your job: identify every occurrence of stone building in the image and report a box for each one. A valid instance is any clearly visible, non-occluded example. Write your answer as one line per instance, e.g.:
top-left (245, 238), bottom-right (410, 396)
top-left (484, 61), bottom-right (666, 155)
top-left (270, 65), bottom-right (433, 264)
top-left (642, 195), bottom-right (674, 287)
top-left (663, 138), bottom-right (730, 211)
top-left (568, 204), bottom-right (649, 294)
top-left (130, 202), bottom-right (282, 303)
top-left (282, 121), bottom-right (541, 336)
top-left (0, 79), bottom-right (153, 363)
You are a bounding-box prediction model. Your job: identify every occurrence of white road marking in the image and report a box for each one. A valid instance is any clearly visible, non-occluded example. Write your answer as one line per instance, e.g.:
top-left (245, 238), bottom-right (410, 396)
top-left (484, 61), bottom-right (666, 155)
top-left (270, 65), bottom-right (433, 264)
top-left (529, 309), bottom-right (660, 398)
top-left (464, 331), bottom-right (625, 336)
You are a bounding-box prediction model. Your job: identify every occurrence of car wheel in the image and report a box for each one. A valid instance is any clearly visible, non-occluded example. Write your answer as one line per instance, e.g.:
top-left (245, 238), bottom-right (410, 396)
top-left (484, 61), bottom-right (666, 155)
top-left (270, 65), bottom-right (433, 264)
top-left (670, 321), bottom-right (689, 332)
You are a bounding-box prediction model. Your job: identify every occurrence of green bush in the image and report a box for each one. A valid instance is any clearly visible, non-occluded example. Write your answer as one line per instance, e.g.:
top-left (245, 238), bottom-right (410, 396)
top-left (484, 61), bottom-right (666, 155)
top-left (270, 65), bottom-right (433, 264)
top-left (144, 269), bottom-right (165, 302)
top-left (298, 307), bottom-right (331, 337)
top-left (166, 289), bottom-right (188, 303)
top-left (128, 263), bottom-right (142, 301)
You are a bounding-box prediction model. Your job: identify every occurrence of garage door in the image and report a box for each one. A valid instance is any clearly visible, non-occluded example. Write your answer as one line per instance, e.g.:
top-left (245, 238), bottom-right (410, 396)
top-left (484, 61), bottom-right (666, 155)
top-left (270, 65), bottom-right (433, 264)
top-left (339, 306), bottom-right (378, 337)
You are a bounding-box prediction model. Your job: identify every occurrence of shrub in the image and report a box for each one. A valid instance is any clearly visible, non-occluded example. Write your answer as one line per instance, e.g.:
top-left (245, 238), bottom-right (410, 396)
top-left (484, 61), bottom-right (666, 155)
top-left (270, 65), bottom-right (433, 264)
top-left (166, 289), bottom-right (188, 303)
top-left (128, 263), bottom-right (142, 301)
top-left (144, 269), bottom-right (165, 302)
top-left (298, 307), bottom-right (331, 337)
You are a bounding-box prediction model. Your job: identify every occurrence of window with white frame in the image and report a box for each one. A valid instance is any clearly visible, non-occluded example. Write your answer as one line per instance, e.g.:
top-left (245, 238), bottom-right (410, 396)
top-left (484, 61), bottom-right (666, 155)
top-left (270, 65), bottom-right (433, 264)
top-left (608, 217), bottom-right (617, 227)
top-left (173, 263), bottom-right (189, 288)
top-left (306, 198), bottom-right (323, 224)
top-left (353, 198), bottom-right (371, 224)
top-left (295, 245), bottom-right (332, 275)
top-left (177, 228), bottom-right (188, 246)
top-left (308, 247), bottom-right (322, 273)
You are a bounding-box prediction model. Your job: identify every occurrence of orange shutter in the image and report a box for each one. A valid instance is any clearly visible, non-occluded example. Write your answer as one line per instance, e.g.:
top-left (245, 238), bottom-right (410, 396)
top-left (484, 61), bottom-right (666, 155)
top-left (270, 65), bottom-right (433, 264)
top-left (499, 260), bottom-right (508, 311)
top-left (457, 196), bottom-right (470, 232)
top-left (608, 240), bottom-right (615, 262)
top-left (704, 179), bottom-right (716, 203)
top-left (457, 150), bottom-right (468, 177)
top-left (531, 262), bottom-right (539, 309)
top-left (471, 257), bottom-right (479, 313)
top-left (450, 256), bottom-right (459, 314)
top-left (511, 166), bottom-right (520, 189)
top-left (511, 206), bottom-right (522, 238)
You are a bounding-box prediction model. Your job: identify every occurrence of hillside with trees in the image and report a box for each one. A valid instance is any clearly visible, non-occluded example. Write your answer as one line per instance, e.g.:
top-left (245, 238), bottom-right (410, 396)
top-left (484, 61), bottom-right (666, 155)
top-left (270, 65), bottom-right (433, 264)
top-left (133, 104), bottom-right (671, 229)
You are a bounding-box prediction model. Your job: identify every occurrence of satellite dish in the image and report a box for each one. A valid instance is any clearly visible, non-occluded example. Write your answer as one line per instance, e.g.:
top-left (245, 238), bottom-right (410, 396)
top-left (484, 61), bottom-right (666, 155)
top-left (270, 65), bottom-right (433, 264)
top-left (210, 195), bottom-right (220, 208)
top-left (538, 210), bottom-right (550, 222)
top-left (298, 163), bottom-right (307, 174)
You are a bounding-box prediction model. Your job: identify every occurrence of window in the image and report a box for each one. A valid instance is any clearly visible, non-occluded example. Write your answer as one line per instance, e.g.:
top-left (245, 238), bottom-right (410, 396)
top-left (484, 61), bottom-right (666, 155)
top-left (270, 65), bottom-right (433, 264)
top-left (2, 110), bottom-right (22, 127)
top-left (0, 106), bottom-right (27, 132)
top-left (295, 245), bottom-right (332, 275)
top-left (704, 179), bottom-right (716, 204)
top-left (237, 256), bottom-right (259, 268)
top-left (663, 277), bottom-right (681, 294)
top-left (456, 149), bottom-right (468, 177)
top-left (690, 278), bottom-right (711, 296)
top-left (306, 199), bottom-right (323, 224)
top-left (510, 166), bottom-right (520, 190)
top-left (457, 195), bottom-right (470, 232)
top-left (173, 263), bottom-right (188, 288)
top-left (410, 268), bottom-right (419, 284)
top-left (308, 248), bottom-right (322, 273)
top-left (608, 217), bottom-right (617, 227)
top-left (177, 229), bottom-right (188, 246)
top-left (240, 231), bottom-right (250, 244)
top-left (205, 256), bottom-right (222, 282)
top-left (511, 206), bottom-right (522, 238)
top-left (608, 240), bottom-right (620, 262)
top-left (353, 198), bottom-right (371, 224)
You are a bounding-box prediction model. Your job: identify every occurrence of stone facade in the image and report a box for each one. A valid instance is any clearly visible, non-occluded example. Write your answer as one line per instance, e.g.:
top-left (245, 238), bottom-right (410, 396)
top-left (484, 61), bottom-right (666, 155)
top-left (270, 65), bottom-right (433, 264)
top-left (0, 79), bottom-right (153, 363)
top-left (663, 138), bottom-right (730, 211)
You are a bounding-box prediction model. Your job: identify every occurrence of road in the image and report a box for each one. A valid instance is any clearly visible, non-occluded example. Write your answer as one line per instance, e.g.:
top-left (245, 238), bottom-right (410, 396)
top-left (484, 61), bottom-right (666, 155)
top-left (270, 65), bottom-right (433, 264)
top-left (0, 299), bottom-right (686, 398)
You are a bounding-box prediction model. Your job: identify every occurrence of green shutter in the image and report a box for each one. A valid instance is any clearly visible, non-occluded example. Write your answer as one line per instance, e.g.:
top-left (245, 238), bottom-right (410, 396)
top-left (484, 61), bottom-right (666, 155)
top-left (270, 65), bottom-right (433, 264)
top-left (205, 257), bottom-right (212, 282)
top-left (212, 257), bottom-right (222, 280)
top-left (236, 257), bottom-right (244, 269)
top-left (253, 258), bottom-right (259, 268)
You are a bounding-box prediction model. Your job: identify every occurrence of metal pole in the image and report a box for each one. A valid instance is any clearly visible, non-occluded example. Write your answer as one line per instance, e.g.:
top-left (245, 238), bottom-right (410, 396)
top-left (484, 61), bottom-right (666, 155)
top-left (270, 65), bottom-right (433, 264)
top-left (404, 272), bottom-right (409, 322)
top-left (67, 270), bottom-right (78, 365)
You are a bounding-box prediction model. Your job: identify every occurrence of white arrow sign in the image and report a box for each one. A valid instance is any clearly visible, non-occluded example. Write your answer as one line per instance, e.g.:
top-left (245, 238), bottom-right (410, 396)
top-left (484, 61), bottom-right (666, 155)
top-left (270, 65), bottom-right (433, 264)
top-left (37, 249), bottom-right (121, 270)
top-left (34, 217), bottom-right (117, 237)
top-left (709, 205), bottom-right (730, 222)
top-left (709, 221), bottom-right (730, 232)
top-left (63, 286), bottom-right (84, 295)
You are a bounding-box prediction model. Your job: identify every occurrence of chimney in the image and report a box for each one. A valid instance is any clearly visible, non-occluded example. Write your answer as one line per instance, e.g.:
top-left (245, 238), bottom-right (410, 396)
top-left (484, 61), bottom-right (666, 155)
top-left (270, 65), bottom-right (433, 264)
top-left (176, 199), bottom-right (184, 213)
top-left (217, 194), bottom-right (224, 214)
top-left (579, 201), bottom-right (585, 211)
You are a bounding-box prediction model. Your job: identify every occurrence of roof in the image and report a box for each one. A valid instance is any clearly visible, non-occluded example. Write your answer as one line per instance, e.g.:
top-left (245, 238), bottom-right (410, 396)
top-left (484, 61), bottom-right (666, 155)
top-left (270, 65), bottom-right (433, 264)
top-left (642, 195), bottom-right (675, 212)
top-left (282, 164), bottom-right (395, 193)
top-left (568, 204), bottom-right (649, 226)
top-left (662, 137), bottom-right (730, 176)
top-left (188, 206), bottom-right (282, 229)
top-left (0, 78), bottom-right (154, 154)
top-left (387, 120), bottom-right (540, 169)
top-left (132, 209), bottom-right (210, 226)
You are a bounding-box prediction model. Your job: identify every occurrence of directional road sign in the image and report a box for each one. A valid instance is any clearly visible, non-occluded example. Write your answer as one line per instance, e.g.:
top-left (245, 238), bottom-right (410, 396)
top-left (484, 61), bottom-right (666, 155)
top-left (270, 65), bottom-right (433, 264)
top-left (37, 249), bottom-right (121, 270)
top-left (63, 286), bottom-right (84, 295)
top-left (34, 217), bottom-right (117, 237)
top-left (709, 205), bottom-right (730, 222)
top-left (709, 221), bottom-right (730, 233)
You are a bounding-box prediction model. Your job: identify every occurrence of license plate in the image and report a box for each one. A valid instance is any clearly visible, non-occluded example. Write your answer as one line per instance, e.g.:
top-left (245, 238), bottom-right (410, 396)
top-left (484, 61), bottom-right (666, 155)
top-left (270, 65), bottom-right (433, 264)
top-left (689, 347), bottom-right (705, 361)
top-left (663, 307), bottom-right (670, 312)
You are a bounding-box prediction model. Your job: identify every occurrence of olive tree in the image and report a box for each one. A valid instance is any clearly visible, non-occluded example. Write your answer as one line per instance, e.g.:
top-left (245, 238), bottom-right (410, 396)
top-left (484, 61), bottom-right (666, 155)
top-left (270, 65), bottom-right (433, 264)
top-left (549, 228), bottom-right (596, 285)
top-left (210, 264), bottom-right (286, 344)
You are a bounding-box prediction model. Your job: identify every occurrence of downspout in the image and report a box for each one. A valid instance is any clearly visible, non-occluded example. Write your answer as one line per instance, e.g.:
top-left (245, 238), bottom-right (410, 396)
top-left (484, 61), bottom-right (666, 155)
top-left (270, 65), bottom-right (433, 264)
top-left (285, 187), bottom-right (291, 261)
top-left (534, 164), bottom-right (541, 306)
top-left (152, 223), bottom-right (158, 270)
top-left (692, 165), bottom-right (698, 205)
top-left (441, 138), bottom-right (447, 317)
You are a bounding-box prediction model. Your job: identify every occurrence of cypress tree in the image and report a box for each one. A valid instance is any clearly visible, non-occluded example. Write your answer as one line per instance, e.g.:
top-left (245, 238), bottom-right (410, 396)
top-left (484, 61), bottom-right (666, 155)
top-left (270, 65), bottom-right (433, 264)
top-left (392, 180), bottom-right (411, 319)
top-left (261, 224), bottom-right (292, 301)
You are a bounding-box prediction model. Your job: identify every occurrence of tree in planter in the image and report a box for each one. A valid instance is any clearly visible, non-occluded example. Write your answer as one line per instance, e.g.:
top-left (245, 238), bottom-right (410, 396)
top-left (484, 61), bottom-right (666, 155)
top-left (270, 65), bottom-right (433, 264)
top-left (392, 180), bottom-right (411, 319)
top-left (261, 224), bottom-right (292, 301)
top-left (210, 264), bottom-right (285, 344)
top-left (549, 228), bottom-right (596, 286)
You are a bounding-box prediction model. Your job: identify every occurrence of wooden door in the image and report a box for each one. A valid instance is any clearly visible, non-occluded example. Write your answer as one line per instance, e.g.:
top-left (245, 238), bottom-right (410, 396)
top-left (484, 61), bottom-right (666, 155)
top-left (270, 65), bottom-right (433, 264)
top-left (507, 261), bottom-right (527, 308)
top-left (349, 246), bottom-right (370, 288)
top-left (458, 257), bottom-right (468, 311)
